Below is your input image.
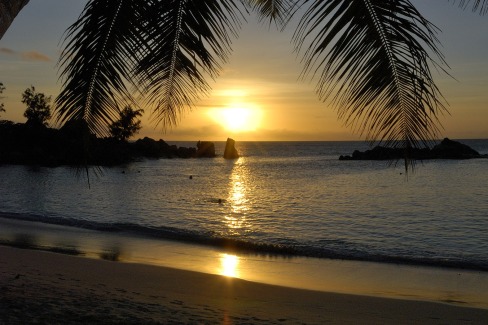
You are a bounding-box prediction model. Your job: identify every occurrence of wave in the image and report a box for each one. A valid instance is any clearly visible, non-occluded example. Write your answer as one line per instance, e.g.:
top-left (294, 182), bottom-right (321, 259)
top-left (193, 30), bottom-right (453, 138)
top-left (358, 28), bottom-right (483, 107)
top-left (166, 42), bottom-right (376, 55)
top-left (1, 212), bottom-right (487, 272)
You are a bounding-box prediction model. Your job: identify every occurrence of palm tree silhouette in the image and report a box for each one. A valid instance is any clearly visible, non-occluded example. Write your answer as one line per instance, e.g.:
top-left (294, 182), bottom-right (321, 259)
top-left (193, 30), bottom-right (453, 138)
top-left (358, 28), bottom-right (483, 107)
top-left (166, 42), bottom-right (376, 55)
top-left (1, 0), bottom-right (487, 170)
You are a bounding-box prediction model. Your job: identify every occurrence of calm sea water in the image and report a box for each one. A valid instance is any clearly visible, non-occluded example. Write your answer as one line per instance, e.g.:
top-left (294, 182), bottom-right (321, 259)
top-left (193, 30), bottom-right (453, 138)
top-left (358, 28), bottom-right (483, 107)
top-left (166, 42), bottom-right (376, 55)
top-left (1, 140), bottom-right (487, 270)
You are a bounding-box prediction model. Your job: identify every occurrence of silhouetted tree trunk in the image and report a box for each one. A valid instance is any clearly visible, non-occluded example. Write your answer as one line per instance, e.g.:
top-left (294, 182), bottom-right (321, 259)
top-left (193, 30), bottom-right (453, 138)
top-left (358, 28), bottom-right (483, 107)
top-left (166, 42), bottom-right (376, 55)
top-left (0, 0), bottom-right (30, 39)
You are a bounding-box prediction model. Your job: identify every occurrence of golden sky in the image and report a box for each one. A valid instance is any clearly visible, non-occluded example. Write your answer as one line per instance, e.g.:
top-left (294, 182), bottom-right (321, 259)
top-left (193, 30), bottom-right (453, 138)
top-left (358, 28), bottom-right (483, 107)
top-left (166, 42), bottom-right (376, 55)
top-left (1, 0), bottom-right (487, 141)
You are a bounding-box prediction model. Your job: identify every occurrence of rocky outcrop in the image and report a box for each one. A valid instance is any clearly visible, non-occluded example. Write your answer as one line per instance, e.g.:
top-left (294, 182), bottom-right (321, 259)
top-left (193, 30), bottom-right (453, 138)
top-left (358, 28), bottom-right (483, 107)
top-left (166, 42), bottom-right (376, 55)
top-left (0, 121), bottom-right (202, 166)
top-left (223, 138), bottom-right (239, 159)
top-left (195, 141), bottom-right (216, 158)
top-left (430, 138), bottom-right (481, 159)
top-left (339, 138), bottom-right (484, 161)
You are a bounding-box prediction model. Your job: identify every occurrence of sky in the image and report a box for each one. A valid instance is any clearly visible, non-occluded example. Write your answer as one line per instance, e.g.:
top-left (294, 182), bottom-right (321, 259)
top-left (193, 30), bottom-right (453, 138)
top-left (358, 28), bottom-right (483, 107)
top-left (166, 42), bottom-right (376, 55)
top-left (0, 0), bottom-right (487, 141)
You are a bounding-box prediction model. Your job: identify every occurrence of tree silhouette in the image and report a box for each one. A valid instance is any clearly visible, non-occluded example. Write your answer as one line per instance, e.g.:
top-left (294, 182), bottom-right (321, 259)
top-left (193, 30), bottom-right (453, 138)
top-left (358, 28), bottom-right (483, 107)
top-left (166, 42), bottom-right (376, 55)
top-left (22, 86), bottom-right (52, 127)
top-left (109, 106), bottom-right (144, 141)
top-left (0, 82), bottom-right (5, 117)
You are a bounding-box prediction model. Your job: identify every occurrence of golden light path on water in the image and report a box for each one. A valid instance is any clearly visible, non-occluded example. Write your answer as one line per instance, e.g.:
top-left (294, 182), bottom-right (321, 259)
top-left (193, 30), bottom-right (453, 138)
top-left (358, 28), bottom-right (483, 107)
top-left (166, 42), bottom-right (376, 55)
top-left (224, 158), bottom-right (250, 235)
top-left (218, 158), bottom-right (251, 277)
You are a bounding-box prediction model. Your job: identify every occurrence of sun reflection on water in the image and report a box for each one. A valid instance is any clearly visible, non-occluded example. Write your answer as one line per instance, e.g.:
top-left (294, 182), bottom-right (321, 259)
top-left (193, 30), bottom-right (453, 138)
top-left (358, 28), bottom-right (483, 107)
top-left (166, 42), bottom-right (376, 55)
top-left (224, 159), bottom-right (251, 235)
top-left (219, 253), bottom-right (239, 277)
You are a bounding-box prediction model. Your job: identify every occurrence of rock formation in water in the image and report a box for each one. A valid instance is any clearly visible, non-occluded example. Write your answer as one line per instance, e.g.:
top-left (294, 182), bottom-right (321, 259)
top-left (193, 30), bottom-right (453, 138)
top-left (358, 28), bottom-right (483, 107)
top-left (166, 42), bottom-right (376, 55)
top-left (0, 120), bottom-right (206, 166)
top-left (430, 138), bottom-right (482, 159)
top-left (339, 138), bottom-right (485, 161)
top-left (223, 138), bottom-right (239, 159)
top-left (195, 141), bottom-right (216, 158)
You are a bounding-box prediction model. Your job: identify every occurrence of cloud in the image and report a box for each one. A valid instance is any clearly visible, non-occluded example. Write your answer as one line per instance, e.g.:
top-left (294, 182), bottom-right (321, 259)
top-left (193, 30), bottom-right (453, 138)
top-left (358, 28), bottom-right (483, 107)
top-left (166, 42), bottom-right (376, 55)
top-left (220, 68), bottom-right (239, 77)
top-left (0, 47), bottom-right (16, 55)
top-left (141, 122), bottom-right (227, 141)
top-left (21, 51), bottom-right (51, 62)
top-left (197, 104), bottom-right (227, 109)
top-left (165, 123), bottom-right (223, 139)
top-left (0, 47), bottom-right (51, 62)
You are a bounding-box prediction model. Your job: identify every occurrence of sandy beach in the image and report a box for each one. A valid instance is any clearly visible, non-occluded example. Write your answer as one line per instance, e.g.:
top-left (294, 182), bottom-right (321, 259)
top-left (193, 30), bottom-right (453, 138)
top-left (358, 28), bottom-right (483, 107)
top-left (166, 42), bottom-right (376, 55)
top-left (1, 246), bottom-right (487, 324)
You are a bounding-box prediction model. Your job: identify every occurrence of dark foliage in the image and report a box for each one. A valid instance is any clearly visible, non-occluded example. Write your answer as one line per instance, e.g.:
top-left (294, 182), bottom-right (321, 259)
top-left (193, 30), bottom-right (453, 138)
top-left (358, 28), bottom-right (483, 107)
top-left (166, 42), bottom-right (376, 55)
top-left (109, 106), bottom-right (144, 141)
top-left (0, 121), bottom-right (205, 167)
top-left (22, 86), bottom-right (52, 127)
top-left (0, 82), bottom-right (5, 116)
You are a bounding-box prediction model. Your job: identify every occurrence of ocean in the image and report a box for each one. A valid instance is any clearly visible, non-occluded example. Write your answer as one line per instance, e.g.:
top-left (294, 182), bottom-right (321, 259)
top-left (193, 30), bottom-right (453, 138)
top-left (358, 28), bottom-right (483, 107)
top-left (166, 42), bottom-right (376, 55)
top-left (1, 139), bottom-right (487, 272)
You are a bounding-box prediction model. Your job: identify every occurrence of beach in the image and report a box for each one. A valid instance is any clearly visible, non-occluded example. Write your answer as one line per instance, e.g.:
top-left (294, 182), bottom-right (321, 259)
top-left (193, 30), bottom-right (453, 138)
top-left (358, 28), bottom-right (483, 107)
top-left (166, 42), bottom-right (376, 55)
top-left (1, 245), bottom-right (487, 324)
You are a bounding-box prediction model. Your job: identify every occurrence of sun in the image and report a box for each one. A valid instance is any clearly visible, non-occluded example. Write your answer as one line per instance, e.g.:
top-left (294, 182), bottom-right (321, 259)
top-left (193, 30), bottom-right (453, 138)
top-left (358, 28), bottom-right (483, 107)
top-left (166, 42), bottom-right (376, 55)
top-left (210, 104), bottom-right (262, 132)
top-left (222, 107), bottom-right (252, 131)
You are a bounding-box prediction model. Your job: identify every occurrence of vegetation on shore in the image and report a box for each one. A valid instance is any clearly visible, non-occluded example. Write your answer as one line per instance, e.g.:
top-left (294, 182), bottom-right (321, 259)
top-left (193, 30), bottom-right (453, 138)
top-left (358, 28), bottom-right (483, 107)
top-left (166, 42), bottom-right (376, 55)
top-left (0, 121), bottom-right (201, 166)
top-left (0, 85), bottom-right (218, 166)
top-left (0, 82), bottom-right (5, 117)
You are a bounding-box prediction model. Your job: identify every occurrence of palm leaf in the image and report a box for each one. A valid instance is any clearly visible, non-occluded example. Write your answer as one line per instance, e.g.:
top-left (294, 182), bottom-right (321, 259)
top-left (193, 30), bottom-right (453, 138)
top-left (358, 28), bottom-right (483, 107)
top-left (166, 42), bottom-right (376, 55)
top-left (450, 0), bottom-right (488, 14)
top-left (134, 0), bottom-right (244, 129)
top-left (245, 0), bottom-right (299, 27)
top-left (56, 0), bottom-right (149, 136)
top-left (294, 0), bottom-right (449, 170)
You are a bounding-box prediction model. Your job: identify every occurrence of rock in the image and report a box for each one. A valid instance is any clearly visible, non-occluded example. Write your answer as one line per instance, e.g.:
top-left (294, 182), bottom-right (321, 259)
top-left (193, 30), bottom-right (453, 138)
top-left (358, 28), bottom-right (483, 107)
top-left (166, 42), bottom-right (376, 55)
top-left (195, 141), bottom-right (216, 158)
top-left (339, 138), bottom-right (483, 161)
top-left (430, 138), bottom-right (481, 159)
top-left (134, 137), bottom-right (165, 157)
top-left (178, 146), bottom-right (197, 158)
top-left (223, 138), bottom-right (239, 159)
top-left (0, 120), bottom-right (202, 166)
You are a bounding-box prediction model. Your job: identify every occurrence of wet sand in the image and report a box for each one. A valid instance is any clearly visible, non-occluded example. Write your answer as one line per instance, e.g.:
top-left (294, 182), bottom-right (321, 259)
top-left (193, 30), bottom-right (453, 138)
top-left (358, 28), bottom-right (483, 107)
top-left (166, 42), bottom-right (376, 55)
top-left (1, 246), bottom-right (487, 324)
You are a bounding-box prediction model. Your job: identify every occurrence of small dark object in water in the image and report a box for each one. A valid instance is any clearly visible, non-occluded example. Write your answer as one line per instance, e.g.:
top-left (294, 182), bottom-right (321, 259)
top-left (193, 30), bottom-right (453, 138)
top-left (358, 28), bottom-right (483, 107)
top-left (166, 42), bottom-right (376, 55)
top-left (189, 175), bottom-right (193, 179)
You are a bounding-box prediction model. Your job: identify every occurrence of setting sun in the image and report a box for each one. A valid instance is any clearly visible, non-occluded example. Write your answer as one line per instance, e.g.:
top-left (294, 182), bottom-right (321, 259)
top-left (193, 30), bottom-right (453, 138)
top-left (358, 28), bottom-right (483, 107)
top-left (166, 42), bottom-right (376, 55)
top-left (209, 104), bottom-right (263, 132)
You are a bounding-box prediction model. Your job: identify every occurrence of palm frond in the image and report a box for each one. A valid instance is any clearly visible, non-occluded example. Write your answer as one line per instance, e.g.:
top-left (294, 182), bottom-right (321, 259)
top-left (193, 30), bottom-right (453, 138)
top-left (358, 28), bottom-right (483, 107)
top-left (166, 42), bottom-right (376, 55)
top-left (135, 0), bottom-right (244, 129)
top-left (450, 0), bottom-right (488, 14)
top-left (294, 0), bottom-right (449, 170)
top-left (245, 0), bottom-right (299, 27)
top-left (55, 0), bottom-right (149, 136)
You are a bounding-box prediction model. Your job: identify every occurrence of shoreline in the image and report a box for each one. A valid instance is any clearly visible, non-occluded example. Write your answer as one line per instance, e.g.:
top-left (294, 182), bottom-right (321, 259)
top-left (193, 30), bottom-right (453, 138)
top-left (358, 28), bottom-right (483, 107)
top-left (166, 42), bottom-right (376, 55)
top-left (1, 216), bottom-right (488, 311)
top-left (1, 245), bottom-right (488, 324)
top-left (2, 212), bottom-right (487, 273)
